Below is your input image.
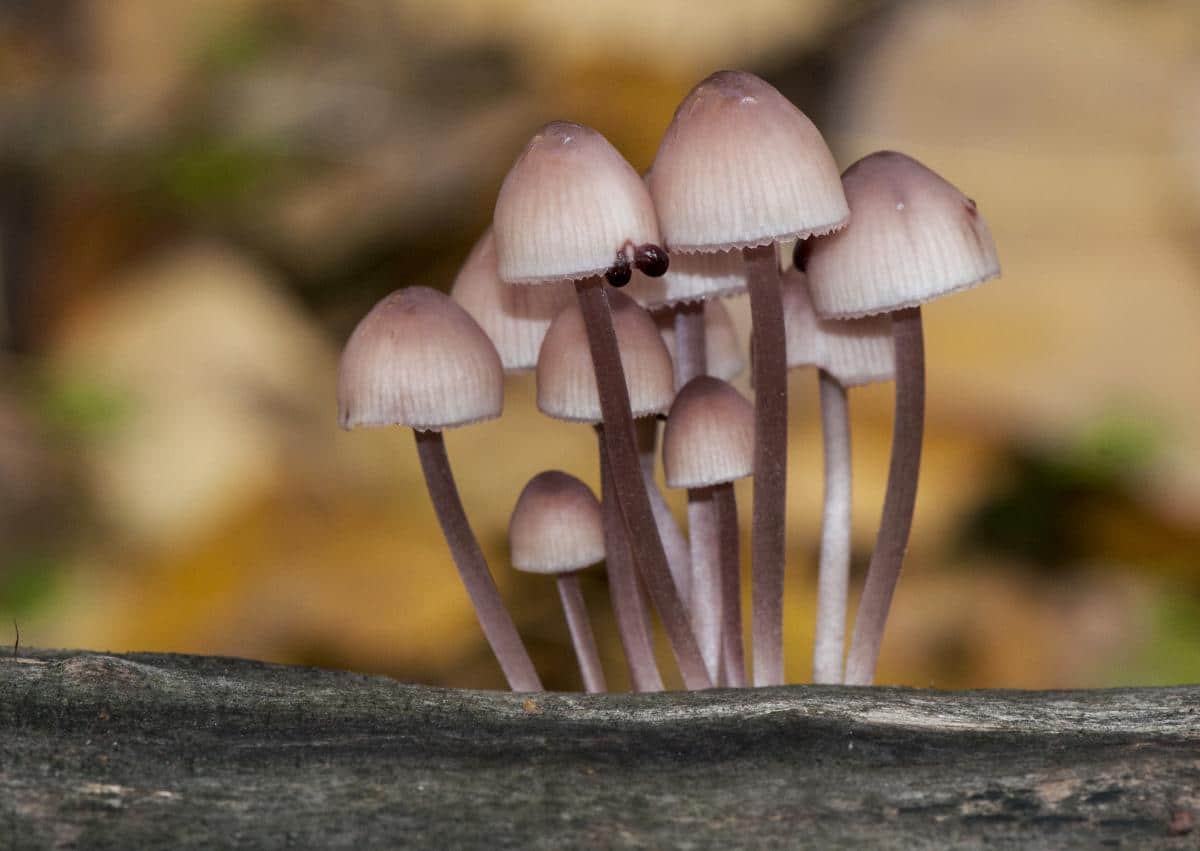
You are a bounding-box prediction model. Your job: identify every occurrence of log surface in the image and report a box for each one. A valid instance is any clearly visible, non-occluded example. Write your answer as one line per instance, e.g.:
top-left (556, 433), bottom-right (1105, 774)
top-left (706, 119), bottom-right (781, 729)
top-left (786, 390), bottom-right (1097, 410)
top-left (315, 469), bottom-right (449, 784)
top-left (2, 650), bottom-right (1197, 849)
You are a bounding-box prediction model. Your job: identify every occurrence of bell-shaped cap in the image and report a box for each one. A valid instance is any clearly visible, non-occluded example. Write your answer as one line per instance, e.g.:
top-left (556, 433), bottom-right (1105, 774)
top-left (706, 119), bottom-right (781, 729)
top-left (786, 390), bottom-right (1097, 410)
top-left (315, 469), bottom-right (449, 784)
top-left (649, 71), bottom-right (848, 253)
top-left (624, 247), bottom-right (747, 310)
top-left (805, 151), bottom-right (1000, 319)
top-left (338, 286), bottom-right (503, 431)
top-left (509, 470), bottom-right (605, 574)
top-left (494, 121), bottom-right (662, 285)
top-left (537, 290), bottom-right (674, 423)
top-left (654, 299), bottom-right (745, 383)
top-left (662, 376), bottom-right (754, 489)
top-left (451, 229), bottom-right (573, 373)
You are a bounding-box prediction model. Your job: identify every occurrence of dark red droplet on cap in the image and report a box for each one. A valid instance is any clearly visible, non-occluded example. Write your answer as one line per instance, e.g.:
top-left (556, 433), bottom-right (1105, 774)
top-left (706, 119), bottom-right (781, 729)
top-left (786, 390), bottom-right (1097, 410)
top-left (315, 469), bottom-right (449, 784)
top-left (634, 244), bottom-right (669, 278)
top-left (964, 198), bottom-right (978, 216)
top-left (606, 252), bottom-right (632, 287)
top-left (792, 240), bottom-right (808, 272)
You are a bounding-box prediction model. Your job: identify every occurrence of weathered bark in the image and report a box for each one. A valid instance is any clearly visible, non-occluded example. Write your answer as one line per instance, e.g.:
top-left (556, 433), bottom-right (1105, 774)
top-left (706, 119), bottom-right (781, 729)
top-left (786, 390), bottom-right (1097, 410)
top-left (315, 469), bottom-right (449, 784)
top-left (2, 650), bottom-right (1197, 850)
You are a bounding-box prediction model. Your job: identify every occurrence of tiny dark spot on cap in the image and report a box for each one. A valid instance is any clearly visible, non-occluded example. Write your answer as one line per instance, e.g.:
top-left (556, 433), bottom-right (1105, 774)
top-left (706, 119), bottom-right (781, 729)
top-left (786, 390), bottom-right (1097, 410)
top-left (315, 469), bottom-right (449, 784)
top-left (634, 244), bottom-right (669, 278)
top-left (964, 198), bottom-right (978, 216)
top-left (606, 253), bottom-right (632, 287)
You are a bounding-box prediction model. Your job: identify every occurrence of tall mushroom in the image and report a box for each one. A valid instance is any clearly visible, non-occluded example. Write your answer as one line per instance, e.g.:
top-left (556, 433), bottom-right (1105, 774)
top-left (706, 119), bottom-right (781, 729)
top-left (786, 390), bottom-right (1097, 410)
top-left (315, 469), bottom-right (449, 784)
top-left (805, 151), bottom-right (1000, 685)
top-left (495, 121), bottom-right (710, 689)
top-left (451, 228), bottom-right (573, 373)
top-left (536, 290), bottom-right (677, 691)
top-left (338, 286), bottom-right (542, 692)
top-left (781, 266), bottom-right (894, 684)
top-left (662, 376), bottom-right (755, 684)
top-left (509, 471), bottom-right (608, 694)
top-left (650, 70), bottom-right (848, 686)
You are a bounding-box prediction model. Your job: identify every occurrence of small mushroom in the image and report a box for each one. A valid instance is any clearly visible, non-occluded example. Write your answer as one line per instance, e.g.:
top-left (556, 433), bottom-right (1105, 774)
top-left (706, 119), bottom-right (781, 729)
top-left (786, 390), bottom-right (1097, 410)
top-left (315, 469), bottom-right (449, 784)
top-left (496, 121), bottom-right (711, 690)
top-left (509, 471), bottom-right (608, 693)
top-left (338, 286), bottom-right (541, 692)
top-left (805, 151), bottom-right (1000, 685)
top-left (650, 70), bottom-right (849, 686)
top-left (663, 376), bottom-right (755, 685)
top-left (781, 267), bottom-right (895, 684)
top-left (451, 228), bottom-right (573, 374)
top-left (536, 290), bottom-right (678, 691)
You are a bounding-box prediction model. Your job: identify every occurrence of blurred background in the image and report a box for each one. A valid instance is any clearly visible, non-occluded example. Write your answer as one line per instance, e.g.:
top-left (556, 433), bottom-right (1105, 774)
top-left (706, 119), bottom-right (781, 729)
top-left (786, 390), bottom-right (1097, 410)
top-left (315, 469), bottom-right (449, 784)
top-left (3, 0), bottom-right (1199, 691)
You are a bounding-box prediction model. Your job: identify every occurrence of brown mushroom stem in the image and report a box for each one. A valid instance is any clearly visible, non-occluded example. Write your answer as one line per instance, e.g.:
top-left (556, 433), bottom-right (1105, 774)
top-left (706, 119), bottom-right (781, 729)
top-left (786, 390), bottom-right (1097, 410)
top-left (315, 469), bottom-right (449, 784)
top-left (743, 244), bottom-right (788, 687)
top-left (844, 307), bottom-right (925, 686)
top-left (555, 573), bottom-right (607, 694)
top-left (672, 301), bottom-right (707, 390)
top-left (714, 483), bottom-right (746, 687)
top-left (598, 428), bottom-right (663, 692)
top-left (576, 277), bottom-right (712, 690)
top-left (813, 370), bottom-right (852, 685)
top-left (686, 487), bottom-right (723, 680)
top-left (414, 430), bottom-right (542, 692)
top-left (636, 419), bottom-right (692, 609)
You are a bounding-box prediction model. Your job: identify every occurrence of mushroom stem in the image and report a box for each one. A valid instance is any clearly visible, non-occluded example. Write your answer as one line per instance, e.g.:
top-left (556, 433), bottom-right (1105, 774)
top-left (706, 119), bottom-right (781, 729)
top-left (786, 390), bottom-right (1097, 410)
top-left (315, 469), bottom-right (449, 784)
top-left (556, 572), bottom-right (607, 694)
top-left (844, 307), bottom-right (925, 686)
top-left (598, 429), bottom-right (663, 691)
top-left (714, 483), bottom-right (746, 687)
top-left (576, 277), bottom-right (712, 690)
top-left (414, 430), bottom-right (542, 692)
top-left (813, 370), bottom-right (852, 685)
top-left (635, 418), bottom-right (693, 609)
top-left (673, 301), bottom-right (707, 389)
top-left (686, 487), bottom-right (723, 681)
top-left (743, 244), bottom-right (789, 687)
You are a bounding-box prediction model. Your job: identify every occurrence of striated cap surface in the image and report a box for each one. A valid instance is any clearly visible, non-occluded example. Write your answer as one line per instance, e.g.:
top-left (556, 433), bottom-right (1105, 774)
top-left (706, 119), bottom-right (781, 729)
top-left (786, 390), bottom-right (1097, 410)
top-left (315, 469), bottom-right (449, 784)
top-left (650, 71), bottom-right (848, 253)
top-left (494, 121), bottom-right (661, 285)
top-left (537, 289), bottom-right (674, 423)
top-left (509, 470), bottom-right (605, 574)
top-left (662, 376), bottom-right (754, 488)
top-left (625, 247), bottom-right (747, 309)
top-left (451, 229), bottom-right (573, 373)
top-left (805, 151), bottom-right (1000, 318)
top-left (338, 286), bottom-right (503, 430)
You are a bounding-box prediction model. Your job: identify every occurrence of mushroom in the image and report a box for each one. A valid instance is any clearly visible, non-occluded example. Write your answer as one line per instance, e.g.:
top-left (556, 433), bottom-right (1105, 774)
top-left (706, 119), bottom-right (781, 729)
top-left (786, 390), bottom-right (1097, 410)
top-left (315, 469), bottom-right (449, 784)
top-left (662, 376), bottom-right (755, 684)
top-left (495, 121), bottom-right (711, 689)
top-left (536, 290), bottom-right (678, 691)
top-left (451, 228), bottom-right (573, 373)
top-left (338, 286), bottom-right (542, 692)
top-left (509, 471), bottom-right (608, 693)
top-left (654, 298), bottom-right (746, 385)
top-left (805, 151), bottom-right (1000, 685)
top-left (650, 70), bottom-right (848, 686)
top-left (781, 266), bottom-right (895, 684)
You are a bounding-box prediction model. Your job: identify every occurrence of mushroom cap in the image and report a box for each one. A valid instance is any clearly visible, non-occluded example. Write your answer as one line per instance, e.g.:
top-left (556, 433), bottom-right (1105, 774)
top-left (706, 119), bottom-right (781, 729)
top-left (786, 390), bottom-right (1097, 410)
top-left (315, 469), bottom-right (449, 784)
top-left (338, 286), bottom-right (503, 431)
top-left (662, 376), bottom-right (754, 488)
top-left (537, 289), bottom-right (675, 423)
top-left (509, 470), bottom-right (605, 574)
top-left (451, 229), bottom-right (574, 373)
top-left (805, 151), bottom-right (1001, 318)
top-left (494, 121), bottom-right (662, 285)
top-left (649, 70), bottom-right (849, 253)
top-left (654, 298), bottom-right (745, 383)
top-left (781, 268), bottom-right (894, 387)
top-left (624, 247), bottom-right (748, 310)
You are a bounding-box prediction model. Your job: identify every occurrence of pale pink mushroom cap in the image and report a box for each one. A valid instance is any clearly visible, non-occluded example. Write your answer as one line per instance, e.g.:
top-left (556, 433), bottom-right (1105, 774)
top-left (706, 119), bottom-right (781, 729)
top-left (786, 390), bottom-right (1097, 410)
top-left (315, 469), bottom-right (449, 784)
top-left (509, 470), bottom-right (605, 574)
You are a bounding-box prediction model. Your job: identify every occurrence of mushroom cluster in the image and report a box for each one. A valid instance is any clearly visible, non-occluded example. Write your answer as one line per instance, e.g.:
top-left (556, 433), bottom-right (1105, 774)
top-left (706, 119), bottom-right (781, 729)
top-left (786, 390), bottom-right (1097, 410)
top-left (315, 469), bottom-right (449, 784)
top-left (338, 71), bottom-right (999, 692)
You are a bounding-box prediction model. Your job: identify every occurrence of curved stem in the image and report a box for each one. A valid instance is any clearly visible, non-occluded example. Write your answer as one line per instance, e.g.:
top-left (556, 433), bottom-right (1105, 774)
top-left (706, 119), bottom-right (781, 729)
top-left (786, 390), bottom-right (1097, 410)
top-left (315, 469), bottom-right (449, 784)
top-left (414, 430), bottom-right (542, 692)
top-left (743, 245), bottom-right (788, 687)
top-left (715, 483), bottom-right (745, 687)
top-left (845, 307), bottom-right (925, 686)
top-left (599, 430), bottom-right (663, 692)
top-left (556, 573), bottom-right (607, 694)
top-left (686, 487), bottom-right (722, 681)
top-left (576, 278), bottom-right (711, 690)
top-left (813, 370), bottom-right (852, 685)
top-left (636, 419), bottom-right (692, 609)
top-left (673, 302), bottom-right (707, 390)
